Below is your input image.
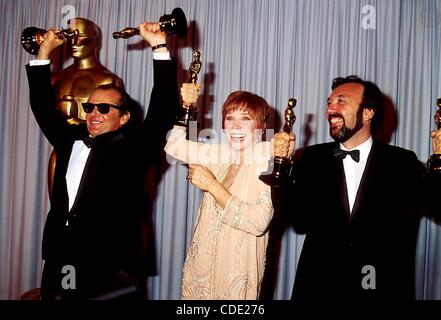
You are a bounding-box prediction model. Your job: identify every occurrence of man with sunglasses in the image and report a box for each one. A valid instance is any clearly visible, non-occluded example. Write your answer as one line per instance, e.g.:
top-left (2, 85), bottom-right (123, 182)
top-left (25, 22), bottom-right (180, 300)
top-left (44, 18), bottom-right (124, 200)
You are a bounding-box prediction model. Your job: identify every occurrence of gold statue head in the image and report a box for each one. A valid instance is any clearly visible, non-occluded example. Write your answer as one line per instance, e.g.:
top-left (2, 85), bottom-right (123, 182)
top-left (67, 18), bottom-right (100, 60)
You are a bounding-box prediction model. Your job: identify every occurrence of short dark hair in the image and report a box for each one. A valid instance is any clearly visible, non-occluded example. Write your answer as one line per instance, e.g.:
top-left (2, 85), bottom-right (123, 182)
top-left (94, 84), bottom-right (132, 116)
top-left (222, 91), bottom-right (270, 129)
top-left (331, 75), bottom-right (385, 133)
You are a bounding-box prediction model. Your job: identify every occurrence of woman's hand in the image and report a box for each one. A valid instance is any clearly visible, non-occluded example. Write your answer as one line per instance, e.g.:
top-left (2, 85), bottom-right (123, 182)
top-left (187, 164), bottom-right (218, 192)
top-left (188, 164), bottom-right (232, 208)
top-left (271, 132), bottom-right (296, 158)
top-left (181, 83), bottom-right (201, 107)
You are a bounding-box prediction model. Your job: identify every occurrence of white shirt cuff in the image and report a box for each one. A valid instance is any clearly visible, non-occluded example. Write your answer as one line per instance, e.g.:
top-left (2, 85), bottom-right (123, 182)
top-left (29, 53), bottom-right (169, 65)
top-left (153, 51), bottom-right (171, 61)
top-left (29, 59), bottom-right (50, 66)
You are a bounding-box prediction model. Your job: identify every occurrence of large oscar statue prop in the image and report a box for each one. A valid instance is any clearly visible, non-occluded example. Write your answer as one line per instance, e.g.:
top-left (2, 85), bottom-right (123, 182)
top-left (260, 98), bottom-right (297, 187)
top-left (113, 7), bottom-right (187, 40)
top-left (428, 98), bottom-right (441, 171)
top-left (176, 51), bottom-right (202, 127)
top-left (21, 18), bottom-right (123, 196)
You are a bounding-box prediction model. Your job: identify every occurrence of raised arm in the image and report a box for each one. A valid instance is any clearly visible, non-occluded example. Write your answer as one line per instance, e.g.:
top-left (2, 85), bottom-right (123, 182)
top-left (164, 83), bottom-right (229, 166)
top-left (25, 30), bottom-right (73, 147)
top-left (138, 22), bottom-right (181, 163)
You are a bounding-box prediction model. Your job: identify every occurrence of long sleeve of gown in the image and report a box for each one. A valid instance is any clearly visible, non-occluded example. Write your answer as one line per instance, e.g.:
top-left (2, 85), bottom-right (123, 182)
top-left (221, 189), bottom-right (273, 237)
top-left (164, 125), bottom-right (232, 167)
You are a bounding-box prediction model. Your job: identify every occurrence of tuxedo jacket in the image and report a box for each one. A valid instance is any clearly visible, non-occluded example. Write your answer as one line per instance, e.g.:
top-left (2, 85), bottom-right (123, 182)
top-left (26, 60), bottom-right (179, 299)
top-left (272, 140), bottom-right (440, 300)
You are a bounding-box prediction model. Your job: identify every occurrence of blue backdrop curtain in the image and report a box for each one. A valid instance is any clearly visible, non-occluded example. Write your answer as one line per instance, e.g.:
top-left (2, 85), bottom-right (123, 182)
top-left (0, 0), bottom-right (440, 300)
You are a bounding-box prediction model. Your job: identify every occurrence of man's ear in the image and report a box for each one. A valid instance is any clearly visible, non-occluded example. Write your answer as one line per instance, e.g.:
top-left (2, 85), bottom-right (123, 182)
top-left (364, 108), bottom-right (375, 121)
top-left (120, 112), bottom-right (131, 126)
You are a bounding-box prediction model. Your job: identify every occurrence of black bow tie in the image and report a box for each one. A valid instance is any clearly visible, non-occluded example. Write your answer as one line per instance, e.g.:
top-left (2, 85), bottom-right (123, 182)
top-left (333, 148), bottom-right (360, 162)
top-left (82, 136), bottom-right (94, 148)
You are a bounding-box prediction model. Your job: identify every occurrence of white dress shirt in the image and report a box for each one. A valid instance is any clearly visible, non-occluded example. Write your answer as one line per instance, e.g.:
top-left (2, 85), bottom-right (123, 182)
top-left (340, 137), bottom-right (373, 213)
top-left (65, 140), bottom-right (91, 210)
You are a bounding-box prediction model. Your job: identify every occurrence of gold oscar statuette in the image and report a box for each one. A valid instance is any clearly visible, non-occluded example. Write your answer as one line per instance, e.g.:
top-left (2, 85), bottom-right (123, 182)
top-left (260, 98), bottom-right (297, 187)
top-left (176, 51), bottom-right (202, 127)
top-left (428, 98), bottom-right (441, 171)
top-left (113, 7), bottom-right (187, 40)
top-left (21, 27), bottom-right (79, 55)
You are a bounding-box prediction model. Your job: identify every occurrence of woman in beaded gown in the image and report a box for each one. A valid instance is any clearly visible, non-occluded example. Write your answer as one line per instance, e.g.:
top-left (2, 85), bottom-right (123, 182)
top-left (165, 84), bottom-right (275, 299)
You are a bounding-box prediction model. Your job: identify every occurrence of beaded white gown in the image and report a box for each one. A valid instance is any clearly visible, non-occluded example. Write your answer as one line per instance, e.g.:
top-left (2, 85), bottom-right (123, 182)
top-left (165, 126), bottom-right (274, 300)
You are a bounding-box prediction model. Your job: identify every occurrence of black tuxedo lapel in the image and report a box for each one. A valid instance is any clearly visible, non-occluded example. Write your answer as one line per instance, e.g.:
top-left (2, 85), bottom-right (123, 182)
top-left (328, 143), bottom-right (351, 217)
top-left (335, 155), bottom-right (351, 217)
top-left (50, 140), bottom-right (75, 214)
top-left (68, 130), bottom-right (122, 214)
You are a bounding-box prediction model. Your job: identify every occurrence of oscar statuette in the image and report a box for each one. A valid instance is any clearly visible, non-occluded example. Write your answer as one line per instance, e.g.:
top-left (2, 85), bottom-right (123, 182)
top-left (259, 98), bottom-right (297, 187)
top-left (21, 27), bottom-right (79, 55)
top-left (428, 98), bottom-right (441, 171)
top-left (176, 51), bottom-right (202, 127)
top-left (113, 7), bottom-right (187, 40)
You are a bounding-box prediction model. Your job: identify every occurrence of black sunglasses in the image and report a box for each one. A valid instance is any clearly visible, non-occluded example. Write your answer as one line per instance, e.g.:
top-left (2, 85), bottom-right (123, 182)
top-left (82, 102), bottom-right (127, 114)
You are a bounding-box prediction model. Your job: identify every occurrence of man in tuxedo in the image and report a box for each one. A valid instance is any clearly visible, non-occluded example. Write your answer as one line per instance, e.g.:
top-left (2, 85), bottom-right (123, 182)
top-left (272, 76), bottom-right (441, 300)
top-left (47, 17), bottom-right (124, 196)
top-left (26, 23), bottom-right (179, 299)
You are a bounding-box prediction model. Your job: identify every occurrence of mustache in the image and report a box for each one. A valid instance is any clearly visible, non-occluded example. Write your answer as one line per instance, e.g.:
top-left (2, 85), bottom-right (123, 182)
top-left (327, 113), bottom-right (344, 121)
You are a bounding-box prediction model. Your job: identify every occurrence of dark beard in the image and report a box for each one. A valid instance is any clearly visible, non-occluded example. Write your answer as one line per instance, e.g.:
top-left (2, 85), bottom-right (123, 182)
top-left (329, 107), bottom-right (364, 143)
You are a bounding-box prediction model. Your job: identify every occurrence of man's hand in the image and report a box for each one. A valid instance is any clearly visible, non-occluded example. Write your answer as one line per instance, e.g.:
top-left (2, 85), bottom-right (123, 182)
top-left (37, 29), bottom-right (64, 60)
top-left (271, 132), bottom-right (296, 158)
top-left (431, 128), bottom-right (441, 154)
top-left (181, 83), bottom-right (201, 107)
top-left (139, 22), bottom-right (167, 52)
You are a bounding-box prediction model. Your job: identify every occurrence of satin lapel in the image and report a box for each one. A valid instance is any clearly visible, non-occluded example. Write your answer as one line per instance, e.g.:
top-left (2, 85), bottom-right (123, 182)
top-left (350, 142), bottom-right (377, 221)
top-left (56, 141), bottom-right (75, 213)
top-left (328, 143), bottom-right (351, 217)
top-left (335, 155), bottom-right (351, 217)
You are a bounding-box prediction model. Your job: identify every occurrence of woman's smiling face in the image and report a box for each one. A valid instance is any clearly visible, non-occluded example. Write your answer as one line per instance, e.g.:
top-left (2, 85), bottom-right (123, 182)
top-left (223, 109), bottom-right (260, 151)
